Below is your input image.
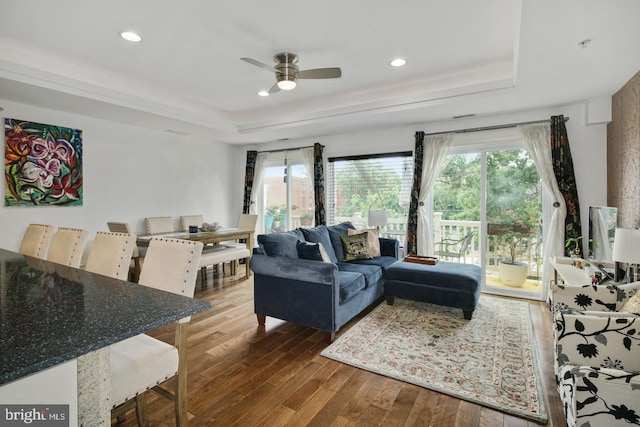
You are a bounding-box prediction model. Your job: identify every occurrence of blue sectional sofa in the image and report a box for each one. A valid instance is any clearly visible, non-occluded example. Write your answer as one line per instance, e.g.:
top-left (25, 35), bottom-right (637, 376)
top-left (249, 222), bottom-right (399, 342)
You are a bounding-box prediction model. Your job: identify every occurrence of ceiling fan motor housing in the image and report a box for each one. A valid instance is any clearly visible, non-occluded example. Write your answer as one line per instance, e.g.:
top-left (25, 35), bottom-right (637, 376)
top-left (274, 53), bottom-right (299, 87)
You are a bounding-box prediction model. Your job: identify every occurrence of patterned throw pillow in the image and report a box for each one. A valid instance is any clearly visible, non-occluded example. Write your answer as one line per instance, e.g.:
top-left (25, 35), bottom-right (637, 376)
top-left (296, 241), bottom-right (332, 263)
top-left (347, 228), bottom-right (381, 257)
top-left (340, 232), bottom-right (373, 261)
top-left (619, 292), bottom-right (640, 314)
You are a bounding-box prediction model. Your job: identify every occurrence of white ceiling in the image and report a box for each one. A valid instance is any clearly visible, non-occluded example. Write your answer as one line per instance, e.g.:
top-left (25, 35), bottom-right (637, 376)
top-left (0, 0), bottom-right (639, 145)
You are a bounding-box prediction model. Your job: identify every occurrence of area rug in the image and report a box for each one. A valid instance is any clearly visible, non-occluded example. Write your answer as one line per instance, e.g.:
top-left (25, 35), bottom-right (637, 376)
top-left (321, 296), bottom-right (548, 423)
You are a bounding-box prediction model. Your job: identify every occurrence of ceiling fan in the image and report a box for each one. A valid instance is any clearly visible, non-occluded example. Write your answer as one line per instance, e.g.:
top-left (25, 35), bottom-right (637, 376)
top-left (241, 52), bottom-right (342, 94)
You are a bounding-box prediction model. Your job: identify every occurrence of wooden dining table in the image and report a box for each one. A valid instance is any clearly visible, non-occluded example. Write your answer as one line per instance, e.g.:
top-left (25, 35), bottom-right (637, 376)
top-left (136, 227), bottom-right (255, 276)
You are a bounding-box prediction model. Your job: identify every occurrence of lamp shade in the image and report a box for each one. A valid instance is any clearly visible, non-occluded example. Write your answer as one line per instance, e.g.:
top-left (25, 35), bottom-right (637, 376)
top-left (612, 228), bottom-right (640, 264)
top-left (368, 210), bottom-right (387, 227)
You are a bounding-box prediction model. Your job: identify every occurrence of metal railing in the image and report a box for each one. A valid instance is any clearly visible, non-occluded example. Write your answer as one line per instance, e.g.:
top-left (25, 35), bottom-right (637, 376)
top-left (264, 212), bottom-right (543, 279)
top-left (338, 212), bottom-right (542, 279)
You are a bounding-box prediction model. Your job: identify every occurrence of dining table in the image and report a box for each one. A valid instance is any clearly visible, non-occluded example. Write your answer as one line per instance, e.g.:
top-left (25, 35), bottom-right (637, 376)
top-left (136, 227), bottom-right (255, 276)
top-left (136, 227), bottom-right (254, 248)
top-left (0, 248), bottom-right (211, 426)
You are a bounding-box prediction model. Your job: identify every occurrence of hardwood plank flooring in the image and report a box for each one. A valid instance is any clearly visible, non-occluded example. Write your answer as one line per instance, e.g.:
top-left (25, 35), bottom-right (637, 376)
top-left (113, 265), bottom-right (567, 426)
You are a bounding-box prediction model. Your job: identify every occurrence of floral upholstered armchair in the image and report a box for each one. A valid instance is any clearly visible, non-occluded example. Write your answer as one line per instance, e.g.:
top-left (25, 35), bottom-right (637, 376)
top-left (552, 281), bottom-right (640, 427)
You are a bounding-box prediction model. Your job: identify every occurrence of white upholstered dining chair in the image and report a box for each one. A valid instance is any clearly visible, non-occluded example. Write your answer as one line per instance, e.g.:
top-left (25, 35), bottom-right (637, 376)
top-left (18, 223), bottom-right (55, 259)
top-left (46, 227), bottom-right (88, 268)
top-left (144, 216), bottom-right (174, 234)
top-left (84, 231), bottom-right (137, 280)
top-left (224, 214), bottom-right (258, 248)
top-left (107, 221), bottom-right (143, 282)
top-left (109, 237), bottom-right (203, 427)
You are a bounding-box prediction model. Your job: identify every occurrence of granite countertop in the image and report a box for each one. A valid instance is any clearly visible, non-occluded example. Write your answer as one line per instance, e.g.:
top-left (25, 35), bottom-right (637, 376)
top-left (0, 249), bottom-right (211, 385)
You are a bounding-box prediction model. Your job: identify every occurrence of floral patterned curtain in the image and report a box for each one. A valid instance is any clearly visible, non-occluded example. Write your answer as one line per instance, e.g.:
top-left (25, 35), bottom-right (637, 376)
top-left (406, 131), bottom-right (425, 255)
top-left (313, 143), bottom-right (327, 225)
top-left (551, 115), bottom-right (583, 256)
top-left (242, 150), bottom-right (257, 214)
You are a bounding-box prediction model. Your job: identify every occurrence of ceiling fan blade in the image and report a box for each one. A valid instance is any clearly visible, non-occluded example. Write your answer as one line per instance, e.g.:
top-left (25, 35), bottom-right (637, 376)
top-left (268, 82), bottom-right (281, 94)
top-left (240, 57), bottom-right (275, 72)
top-left (298, 67), bottom-right (342, 79)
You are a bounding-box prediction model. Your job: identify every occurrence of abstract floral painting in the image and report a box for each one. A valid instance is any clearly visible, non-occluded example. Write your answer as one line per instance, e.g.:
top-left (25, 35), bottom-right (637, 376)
top-left (5, 118), bottom-right (83, 206)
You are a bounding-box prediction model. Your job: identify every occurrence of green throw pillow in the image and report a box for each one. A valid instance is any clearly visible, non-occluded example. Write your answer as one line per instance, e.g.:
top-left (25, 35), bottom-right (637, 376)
top-left (340, 232), bottom-right (373, 261)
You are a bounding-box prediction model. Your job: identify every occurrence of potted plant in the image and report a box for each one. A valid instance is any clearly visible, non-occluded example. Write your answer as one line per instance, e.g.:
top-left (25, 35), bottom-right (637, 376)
top-left (272, 214), bottom-right (282, 229)
top-left (565, 236), bottom-right (584, 258)
top-left (264, 205), bottom-right (279, 230)
top-left (300, 211), bottom-right (313, 226)
top-left (488, 211), bottom-right (535, 287)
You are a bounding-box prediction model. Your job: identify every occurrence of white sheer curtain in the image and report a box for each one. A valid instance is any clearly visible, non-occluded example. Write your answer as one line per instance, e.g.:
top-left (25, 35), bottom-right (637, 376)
top-left (590, 207), bottom-right (613, 261)
top-left (300, 147), bottom-right (314, 185)
top-left (250, 152), bottom-right (270, 234)
top-left (519, 123), bottom-right (565, 302)
top-left (417, 133), bottom-right (455, 255)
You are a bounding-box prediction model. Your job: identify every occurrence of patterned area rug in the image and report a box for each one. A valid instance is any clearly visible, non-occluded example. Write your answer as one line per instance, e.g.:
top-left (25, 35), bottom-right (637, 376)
top-left (321, 296), bottom-right (548, 423)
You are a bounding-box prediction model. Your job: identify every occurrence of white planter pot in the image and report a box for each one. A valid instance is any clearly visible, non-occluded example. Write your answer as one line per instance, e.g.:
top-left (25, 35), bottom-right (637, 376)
top-left (498, 261), bottom-right (528, 287)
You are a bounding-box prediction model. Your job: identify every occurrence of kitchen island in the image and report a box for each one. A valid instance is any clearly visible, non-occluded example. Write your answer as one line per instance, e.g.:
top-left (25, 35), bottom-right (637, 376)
top-left (0, 249), bottom-right (210, 426)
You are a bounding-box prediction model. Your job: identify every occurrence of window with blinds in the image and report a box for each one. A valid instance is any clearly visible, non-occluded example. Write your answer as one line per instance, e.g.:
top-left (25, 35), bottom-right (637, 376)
top-left (327, 151), bottom-right (413, 238)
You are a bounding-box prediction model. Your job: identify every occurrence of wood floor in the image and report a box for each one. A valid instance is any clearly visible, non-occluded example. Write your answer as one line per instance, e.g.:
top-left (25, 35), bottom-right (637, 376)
top-left (114, 265), bottom-right (567, 427)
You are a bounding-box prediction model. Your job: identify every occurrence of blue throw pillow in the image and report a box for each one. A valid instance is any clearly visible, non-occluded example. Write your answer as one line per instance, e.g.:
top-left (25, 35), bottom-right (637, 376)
top-left (257, 231), bottom-right (302, 258)
top-left (300, 225), bottom-right (338, 263)
top-left (296, 241), bottom-right (332, 262)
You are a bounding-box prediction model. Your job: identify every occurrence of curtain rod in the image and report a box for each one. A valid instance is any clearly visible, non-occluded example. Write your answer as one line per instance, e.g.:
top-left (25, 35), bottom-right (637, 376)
top-left (425, 116), bottom-right (569, 136)
top-left (256, 145), bottom-right (315, 154)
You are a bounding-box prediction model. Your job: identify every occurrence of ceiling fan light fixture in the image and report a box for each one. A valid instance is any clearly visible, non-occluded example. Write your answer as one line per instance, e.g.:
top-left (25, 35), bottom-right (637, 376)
top-left (119, 31), bottom-right (143, 43)
top-left (277, 79), bottom-right (297, 90)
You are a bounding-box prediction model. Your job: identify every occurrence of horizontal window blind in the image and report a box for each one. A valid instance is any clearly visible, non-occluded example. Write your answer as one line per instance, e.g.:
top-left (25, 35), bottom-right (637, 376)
top-left (327, 152), bottom-right (413, 228)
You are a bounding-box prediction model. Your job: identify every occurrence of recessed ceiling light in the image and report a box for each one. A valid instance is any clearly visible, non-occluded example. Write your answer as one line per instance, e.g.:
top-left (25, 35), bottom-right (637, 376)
top-left (119, 31), bottom-right (143, 43)
top-left (257, 90), bottom-right (270, 97)
top-left (390, 58), bottom-right (407, 67)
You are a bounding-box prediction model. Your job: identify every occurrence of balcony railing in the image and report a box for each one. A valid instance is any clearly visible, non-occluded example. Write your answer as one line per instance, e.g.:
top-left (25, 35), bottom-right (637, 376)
top-left (265, 212), bottom-right (543, 281)
top-left (338, 212), bottom-right (543, 280)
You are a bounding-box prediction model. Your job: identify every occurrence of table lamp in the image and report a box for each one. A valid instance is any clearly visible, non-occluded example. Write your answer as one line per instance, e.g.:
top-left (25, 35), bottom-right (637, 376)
top-left (368, 210), bottom-right (387, 230)
top-left (611, 227), bottom-right (640, 283)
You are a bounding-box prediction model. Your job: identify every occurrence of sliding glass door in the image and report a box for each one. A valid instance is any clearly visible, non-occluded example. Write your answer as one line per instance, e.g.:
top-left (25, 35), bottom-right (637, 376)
top-left (432, 143), bottom-right (544, 300)
top-left (256, 152), bottom-right (314, 234)
top-left (485, 148), bottom-right (543, 299)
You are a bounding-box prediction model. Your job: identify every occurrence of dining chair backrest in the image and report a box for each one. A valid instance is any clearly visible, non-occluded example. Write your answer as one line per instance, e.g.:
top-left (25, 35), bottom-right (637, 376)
top-left (144, 216), bottom-right (174, 234)
top-left (107, 221), bottom-right (139, 257)
top-left (179, 215), bottom-right (204, 232)
top-left (238, 214), bottom-right (258, 231)
top-left (18, 223), bottom-right (55, 259)
top-left (139, 237), bottom-right (203, 320)
top-left (85, 231), bottom-right (137, 280)
top-left (47, 227), bottom-right (89, 268)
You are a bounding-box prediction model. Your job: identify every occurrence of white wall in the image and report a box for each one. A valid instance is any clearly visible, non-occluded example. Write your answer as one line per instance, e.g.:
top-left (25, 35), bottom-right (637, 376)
top-left (244, 100), bottom-right (609, 244)
top-left (0, 100), bottom-right (243, 254)
top-left (1, 98), bottom-right (608, 257)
